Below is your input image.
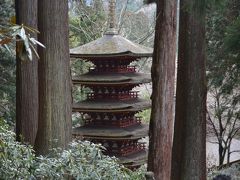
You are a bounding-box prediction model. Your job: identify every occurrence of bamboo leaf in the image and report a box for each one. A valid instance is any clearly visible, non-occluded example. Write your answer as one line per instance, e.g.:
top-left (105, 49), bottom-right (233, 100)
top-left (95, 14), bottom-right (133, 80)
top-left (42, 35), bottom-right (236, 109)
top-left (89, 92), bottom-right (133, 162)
top-left (19, 27), bottom-right (27, 40)
top-left (23, 25), bottom-right (40, 34)
top-left (24, 39), bottom-right (32, 61)
top-left (3, 44), bottom-right (12, 54)
top-left (29, 37), bottom-right (45, 48)
top-left (10, 25), bottom-right (21, 31)
top-left (29, 43), bottom-right (40, 59)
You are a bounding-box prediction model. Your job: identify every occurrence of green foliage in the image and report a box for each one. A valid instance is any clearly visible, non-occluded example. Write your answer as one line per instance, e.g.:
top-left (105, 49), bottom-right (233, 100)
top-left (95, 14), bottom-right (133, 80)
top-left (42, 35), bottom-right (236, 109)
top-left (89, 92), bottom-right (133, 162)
top-left (0, 122), bottom-right (146, 180)
top-left (138, 109), bottom-right (151, 123)
top-left (0, 0), bottom-right (15, 125)
top-left (207, 0), bottom-right (227, 9)
top-left (0, 0), bottom-right (13, 25)
top-left (0, 49), bottom-right (15, 125)
top-left (0, 123), bottom-right (36, 179)
top-left (222, 17), bottom-right (240, 91)
top-left (137, 89), bottom-right (151, 123)
top-left (224, 18), bottom-right (240, 54)
top-left (69, 0), bottom-right (106, 48)
top-left (206, 0), bottom-right (240, 92)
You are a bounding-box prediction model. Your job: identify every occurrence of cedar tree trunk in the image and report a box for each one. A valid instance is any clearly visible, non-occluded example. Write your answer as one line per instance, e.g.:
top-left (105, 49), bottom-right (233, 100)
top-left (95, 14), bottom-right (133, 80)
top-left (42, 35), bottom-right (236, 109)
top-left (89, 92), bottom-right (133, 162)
top-left (34, 0), bottom-right (72, 154)
top-left (171, 0), bottom-right (207, 179)
top-left (147, 1), bottom-right (177, 179)
top-left (15, 0), bottom-right (38, 145)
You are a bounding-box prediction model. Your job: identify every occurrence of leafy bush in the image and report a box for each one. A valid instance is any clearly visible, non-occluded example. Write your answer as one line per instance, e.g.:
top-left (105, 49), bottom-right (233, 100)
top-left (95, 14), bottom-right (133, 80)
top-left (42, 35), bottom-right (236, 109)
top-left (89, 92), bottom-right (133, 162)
top-left (0, 0), bottom-right (16, 125)
top-left (0, 122), bottom-right (35, 179)
top-left (0, 123), bottom-right (145, 180)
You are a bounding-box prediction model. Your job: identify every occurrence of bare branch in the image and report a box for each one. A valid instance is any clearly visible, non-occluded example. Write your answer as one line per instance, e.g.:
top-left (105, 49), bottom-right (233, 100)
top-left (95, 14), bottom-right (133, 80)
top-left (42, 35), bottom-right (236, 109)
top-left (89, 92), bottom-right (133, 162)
top-left (229, 150), bottom-right (240, 154)
top-left (207, 140), bottom-right (220, 145)
top-left (118, 0), bottom-right (129, 32)
top-left (207, 110), bottom-right (219, 138)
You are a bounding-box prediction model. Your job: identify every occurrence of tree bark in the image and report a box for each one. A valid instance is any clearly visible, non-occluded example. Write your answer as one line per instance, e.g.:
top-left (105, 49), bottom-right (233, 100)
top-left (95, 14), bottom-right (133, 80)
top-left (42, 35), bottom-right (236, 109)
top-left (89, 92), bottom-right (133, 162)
top-left (147, 1), bottom-right (177, 180)
top-left (227, 139), bottom-right (232, 165)
top-left (15, 0), bottom-right (38, 145)
top-left (219, 141), bottom-right (225, 166)
top-left (34, 0), bottom-right (72, 154)
top-left (171, 0), bottom-right (207, 179)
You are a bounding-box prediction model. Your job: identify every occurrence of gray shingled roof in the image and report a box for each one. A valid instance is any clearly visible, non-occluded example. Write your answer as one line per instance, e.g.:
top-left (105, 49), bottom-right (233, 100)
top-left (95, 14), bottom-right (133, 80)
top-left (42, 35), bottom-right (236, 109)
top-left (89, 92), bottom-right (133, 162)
top-left (72, 99), bottom-right (151, 113)
top-left (72, 72), bottom-right (151, 85)
top-left (119, 150), bottom-right (147, 165)
top-left (70, 34), bottom-right (153, 58)
top-left (72, 124), bottom-right (148, 140)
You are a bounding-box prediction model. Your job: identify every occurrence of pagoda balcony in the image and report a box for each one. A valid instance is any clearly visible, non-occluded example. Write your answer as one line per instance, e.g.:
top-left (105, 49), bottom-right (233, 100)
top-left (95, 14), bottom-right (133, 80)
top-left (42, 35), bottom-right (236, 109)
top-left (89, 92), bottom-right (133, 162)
top-left (86, 91), bottom-right (139, 101)
top-left (90, 139), bottom-right (146, 157)
top-left (89, 65), bottom-right (137, 73)
top-left (84, 116), bottom-right (142, 128)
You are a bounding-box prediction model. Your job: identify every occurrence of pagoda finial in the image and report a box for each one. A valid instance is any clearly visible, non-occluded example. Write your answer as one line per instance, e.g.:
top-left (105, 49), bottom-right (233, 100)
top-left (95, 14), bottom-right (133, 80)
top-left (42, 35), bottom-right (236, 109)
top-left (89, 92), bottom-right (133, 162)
top-left (105, 0), bottom-right (118, 35)
top-left (109, 0), bottom-right (116, 28)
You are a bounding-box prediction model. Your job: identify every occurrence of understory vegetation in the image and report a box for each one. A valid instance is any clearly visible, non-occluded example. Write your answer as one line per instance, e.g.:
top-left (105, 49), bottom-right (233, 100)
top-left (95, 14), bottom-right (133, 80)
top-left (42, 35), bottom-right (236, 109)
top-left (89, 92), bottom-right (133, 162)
top-left (2, 117), bottom-right (240, 179)
top-left (0, 120), bottom-right (145, 180)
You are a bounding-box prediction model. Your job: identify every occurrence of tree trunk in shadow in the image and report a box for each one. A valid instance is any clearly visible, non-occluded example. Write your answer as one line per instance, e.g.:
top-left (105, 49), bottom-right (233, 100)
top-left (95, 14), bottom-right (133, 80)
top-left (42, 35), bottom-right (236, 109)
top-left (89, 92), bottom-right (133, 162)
top-left (15, 0), bottom-right (38, 146)
top-left (34, 0), bottom-right (72, 154)
top-left (147, 0), bottom-right (177, 179)
top-left (171, 0), bottom-right (207, 179)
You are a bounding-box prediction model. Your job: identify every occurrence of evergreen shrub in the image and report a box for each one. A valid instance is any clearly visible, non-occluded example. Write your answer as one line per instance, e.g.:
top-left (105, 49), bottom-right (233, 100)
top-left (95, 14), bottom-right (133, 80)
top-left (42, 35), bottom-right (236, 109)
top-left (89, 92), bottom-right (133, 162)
top-left (0, 122), bottom-right (145, 180)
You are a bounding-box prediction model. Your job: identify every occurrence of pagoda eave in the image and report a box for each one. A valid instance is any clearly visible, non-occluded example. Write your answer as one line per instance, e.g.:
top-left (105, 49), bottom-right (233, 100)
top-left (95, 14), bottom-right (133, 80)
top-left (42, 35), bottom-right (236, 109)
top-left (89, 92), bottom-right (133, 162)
top-left (70, 34), bottom-right (153, 59)
top-left (72, 99), bottom-right (151, 113)
top-left (70, 52), bottom-right (152, 59)
top-left (73, 81), bottom-right (144, 87)
top-left (119, 150), bottom-right (147, 165)
top-left (72, 73), bottom-right (151, 85)
top-left (73, 124), bottom-right (148, 140)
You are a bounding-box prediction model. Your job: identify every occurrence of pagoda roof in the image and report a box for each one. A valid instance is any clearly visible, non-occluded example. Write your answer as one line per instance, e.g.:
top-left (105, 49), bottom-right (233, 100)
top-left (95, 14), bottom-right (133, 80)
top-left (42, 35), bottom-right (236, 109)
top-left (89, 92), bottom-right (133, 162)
top-left (119, 150), bottom-right (147, 166)
top-left (72, 99), bottom-right (151, 113)
top-left (72, 72), bottom-right (151, 85)
top-left (72, 124), bottom-right (148, 140)
top-left (70, 34), bottom-right (153, 58)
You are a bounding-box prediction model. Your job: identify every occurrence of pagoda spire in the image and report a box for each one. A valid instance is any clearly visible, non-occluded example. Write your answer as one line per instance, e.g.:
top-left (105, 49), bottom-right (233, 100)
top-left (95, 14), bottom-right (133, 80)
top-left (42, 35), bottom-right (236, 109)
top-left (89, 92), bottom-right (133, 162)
top-left (105, 0), bottom-right (118, 35)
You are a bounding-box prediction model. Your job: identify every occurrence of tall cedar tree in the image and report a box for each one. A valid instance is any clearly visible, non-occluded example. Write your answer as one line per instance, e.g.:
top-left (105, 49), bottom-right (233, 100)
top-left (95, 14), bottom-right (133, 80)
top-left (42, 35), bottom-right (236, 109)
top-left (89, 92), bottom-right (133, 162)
top-left (147, 0), bottom-right (177, 179)
top-left (34, 0), bottom-right (72, 154)
top-left (15, 0), bottom-right (38, 145)
top-left (171, 0), bottom-right (207, 179)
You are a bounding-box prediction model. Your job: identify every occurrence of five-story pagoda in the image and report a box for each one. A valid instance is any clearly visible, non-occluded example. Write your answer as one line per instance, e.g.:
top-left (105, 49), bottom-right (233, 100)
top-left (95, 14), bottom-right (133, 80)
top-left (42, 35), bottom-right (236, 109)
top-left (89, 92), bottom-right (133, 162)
top-left (70, 0), bottom-right (152, 169)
